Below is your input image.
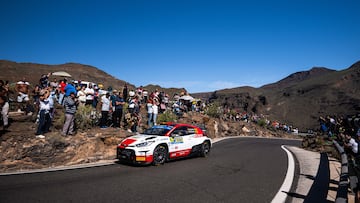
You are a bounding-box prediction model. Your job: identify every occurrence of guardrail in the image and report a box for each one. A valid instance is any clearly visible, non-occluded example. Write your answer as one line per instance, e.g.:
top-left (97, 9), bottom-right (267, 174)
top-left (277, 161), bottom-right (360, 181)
top-left (333, 140), bottom-right (349, 203)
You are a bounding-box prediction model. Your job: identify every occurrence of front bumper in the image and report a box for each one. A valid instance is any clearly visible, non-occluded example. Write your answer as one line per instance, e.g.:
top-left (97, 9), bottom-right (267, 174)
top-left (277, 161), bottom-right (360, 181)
top-left (117, 147), bottom-right (153, 164)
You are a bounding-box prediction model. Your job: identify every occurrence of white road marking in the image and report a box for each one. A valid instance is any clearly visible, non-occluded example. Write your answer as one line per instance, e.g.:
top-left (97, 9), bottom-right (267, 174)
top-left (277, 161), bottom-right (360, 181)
top-left (271, 145), bottom-right (295, 203)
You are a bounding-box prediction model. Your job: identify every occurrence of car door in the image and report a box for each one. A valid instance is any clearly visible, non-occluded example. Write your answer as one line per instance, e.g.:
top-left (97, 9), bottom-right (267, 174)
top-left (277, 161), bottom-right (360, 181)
top-left (168, 126), bottom-right (192, 158)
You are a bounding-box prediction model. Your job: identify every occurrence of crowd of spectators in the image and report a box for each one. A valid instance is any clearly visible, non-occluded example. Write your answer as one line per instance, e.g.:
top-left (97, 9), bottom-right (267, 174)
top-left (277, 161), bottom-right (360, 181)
top-left (220, 108), bottom-right (299, 134)
top-left (1, 71), bottom-right (302, 137)
top-left (0, 73), bottom-right (208, 137)
top-left (322, 114), bottom-right (360, 161)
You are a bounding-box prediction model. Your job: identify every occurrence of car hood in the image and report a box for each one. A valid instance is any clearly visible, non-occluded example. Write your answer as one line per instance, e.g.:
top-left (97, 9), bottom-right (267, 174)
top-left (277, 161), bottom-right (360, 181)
top-left (119, 134), bottom-right (166, 148)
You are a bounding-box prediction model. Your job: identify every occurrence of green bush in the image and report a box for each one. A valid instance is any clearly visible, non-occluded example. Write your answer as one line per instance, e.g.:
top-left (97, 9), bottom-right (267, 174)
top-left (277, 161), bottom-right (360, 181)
top-left (74, 105), bottom-right (101, 131)
top-left (157, 110), bottom-right (177, 123)
top-left (257, 119), bottom-right (267, 127)
top-left (205, 103), bottom-right (221, 118)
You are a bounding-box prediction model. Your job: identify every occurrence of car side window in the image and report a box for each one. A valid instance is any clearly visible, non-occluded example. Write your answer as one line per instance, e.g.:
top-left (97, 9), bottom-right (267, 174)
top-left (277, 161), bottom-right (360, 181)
top-left (171, 126), bottom-right (188, 136)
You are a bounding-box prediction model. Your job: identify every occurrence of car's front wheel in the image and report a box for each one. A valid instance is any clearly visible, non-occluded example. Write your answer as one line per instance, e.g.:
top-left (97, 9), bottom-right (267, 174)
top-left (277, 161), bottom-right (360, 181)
top-left (152, 145), bottom-right (167, 166)
top-left (200, 141), bottom-right (210, 157)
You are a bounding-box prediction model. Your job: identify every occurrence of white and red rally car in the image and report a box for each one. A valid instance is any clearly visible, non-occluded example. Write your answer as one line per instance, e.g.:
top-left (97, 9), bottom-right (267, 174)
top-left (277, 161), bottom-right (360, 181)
top-left (117, 123), bottom-right (212, 165)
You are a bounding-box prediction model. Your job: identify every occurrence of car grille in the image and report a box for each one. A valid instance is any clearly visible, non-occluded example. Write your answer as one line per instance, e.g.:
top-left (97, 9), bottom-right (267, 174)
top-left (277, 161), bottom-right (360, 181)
top-left (117, 148), bottom-right (135, 161)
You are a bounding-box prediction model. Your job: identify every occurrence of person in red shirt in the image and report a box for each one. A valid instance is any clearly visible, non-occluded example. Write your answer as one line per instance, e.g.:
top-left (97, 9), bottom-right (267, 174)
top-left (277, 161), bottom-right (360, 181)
top-left (58, 79), bottom-right (67, 105)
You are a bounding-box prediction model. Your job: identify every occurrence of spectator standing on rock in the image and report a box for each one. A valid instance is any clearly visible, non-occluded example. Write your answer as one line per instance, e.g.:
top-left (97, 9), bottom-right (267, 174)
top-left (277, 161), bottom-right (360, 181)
top-left (62, 92), bottom-right (78, 136)
top-left (15, 80), bottom-right (30, 112)
top-left (100, 92), bottom-right (111, 129)
top-left (35, 89), bottom-right (51, 139)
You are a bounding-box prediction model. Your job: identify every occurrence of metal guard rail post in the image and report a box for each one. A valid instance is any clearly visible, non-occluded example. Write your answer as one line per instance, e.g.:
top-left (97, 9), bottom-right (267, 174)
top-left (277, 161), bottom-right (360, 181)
top-left (333, 140), bottom-right (349, 203)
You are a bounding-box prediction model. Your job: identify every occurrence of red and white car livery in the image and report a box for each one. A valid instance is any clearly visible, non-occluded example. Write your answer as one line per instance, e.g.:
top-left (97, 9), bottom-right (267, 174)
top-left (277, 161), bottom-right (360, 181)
top-left (117, 123), bottom-right (212, 165)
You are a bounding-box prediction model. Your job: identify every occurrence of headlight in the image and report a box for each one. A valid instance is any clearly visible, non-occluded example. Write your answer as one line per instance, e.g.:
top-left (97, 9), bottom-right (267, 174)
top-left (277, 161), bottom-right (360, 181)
top-left (136, 141), bottom-right (154, 147)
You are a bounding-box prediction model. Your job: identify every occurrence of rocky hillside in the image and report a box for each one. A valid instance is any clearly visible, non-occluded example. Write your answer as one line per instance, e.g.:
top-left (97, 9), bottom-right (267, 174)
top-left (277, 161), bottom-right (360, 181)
top-left (0, 60), bottom-right (132, 91)
top-left (193, 61), bottom-right (360, 131)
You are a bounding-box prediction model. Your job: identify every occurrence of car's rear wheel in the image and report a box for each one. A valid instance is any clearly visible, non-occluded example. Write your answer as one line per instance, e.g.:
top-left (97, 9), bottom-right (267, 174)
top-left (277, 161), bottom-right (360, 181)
top-left (200, 141), bottom-right (210, 157)
top-left (152, 145), bottom-right (167, 166)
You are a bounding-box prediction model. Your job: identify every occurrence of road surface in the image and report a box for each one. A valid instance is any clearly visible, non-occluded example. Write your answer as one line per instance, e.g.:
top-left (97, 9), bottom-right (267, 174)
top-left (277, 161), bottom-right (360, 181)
top-left (0, 137), bottom-right (300, 203)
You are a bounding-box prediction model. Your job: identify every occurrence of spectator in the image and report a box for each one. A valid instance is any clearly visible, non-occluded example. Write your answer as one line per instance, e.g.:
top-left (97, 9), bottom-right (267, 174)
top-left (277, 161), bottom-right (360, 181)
top-left (110, 89), bottom-right (118, 112)
top-left (0, 80), bottom-right (9, 131)
top-left (62, 92), bottom-right (78, 136)
top-left (137, 86), bottom-right (143, 100)
top-left (39, 73), bottom-right (51, 88)
top-left (1, 95), bottom-right (9, 131)
top-left (84, 84), bottom-right (94, 106)
top-left (123, 84), bottom-right (128, 102)
top-left (112, 91), bottom-right (125, 128)
top-left (35, 89), bottom-right (51, 138)
top-left (128, 90), bottom-right (135, 102)
top-left (93, 86), bottom-right (100, 108)
top-left (127, 95), bottom-right (141, 132)
top-left (0, 80), bottom-right (9, 97)
top-left (64, 82), bottom-right (77, 97)
top-left (100, 92), bottom-right (111, 129)
top-left (32, 85), bottom-right (41, 105)
top-left (152, 100), bottom-right (159, 126)
top-left (143, 89), bottom-right (148, 104)
top-left (344, 133), bottom-right (359, 163)
top-left (15, 80), bottom-right (30, 112)
top-left (58, 79), bottom-right (67, 105)
top-left (163, 94), bottom-right (169, 107)
top-left (147, 98), bottom-right (154, 127)
top-left (50, 78), bottom-right (58, 89)
top-left (48, 87), bottom-right (56, 119)
top-left (77, 86), bottom-right (86, 106)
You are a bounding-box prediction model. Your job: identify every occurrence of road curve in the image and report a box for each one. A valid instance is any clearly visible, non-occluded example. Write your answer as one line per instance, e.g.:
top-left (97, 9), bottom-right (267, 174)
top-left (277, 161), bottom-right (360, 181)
top-left (0, 137), bottom-right (300, 203)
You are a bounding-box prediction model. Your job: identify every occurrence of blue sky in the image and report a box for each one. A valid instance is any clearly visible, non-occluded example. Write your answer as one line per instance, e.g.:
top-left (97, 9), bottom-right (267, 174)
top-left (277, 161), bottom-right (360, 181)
top-left (1, 0), bottom-right (359, 93)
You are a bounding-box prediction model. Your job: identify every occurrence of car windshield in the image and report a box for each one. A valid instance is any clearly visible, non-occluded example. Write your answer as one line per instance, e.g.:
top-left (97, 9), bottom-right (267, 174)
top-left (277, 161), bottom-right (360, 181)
top-left (143, 125), bottom-right (173, 136)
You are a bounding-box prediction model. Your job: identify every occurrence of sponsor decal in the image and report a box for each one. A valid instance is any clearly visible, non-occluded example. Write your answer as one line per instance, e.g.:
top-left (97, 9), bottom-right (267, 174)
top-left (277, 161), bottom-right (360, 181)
top-left (170, 137), bottom-right (183, 144)
top-left (169, 149), bottom-right (192, 158)
top-left (120, 138), bottom-right (137, 148)
top-left (193, 134), bottom-right (203, 138)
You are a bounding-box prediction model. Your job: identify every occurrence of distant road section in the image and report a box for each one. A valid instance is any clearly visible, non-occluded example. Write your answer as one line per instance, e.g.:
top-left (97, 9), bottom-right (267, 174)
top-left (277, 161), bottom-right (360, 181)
top-left (0, 137), bottom-right (300, 203)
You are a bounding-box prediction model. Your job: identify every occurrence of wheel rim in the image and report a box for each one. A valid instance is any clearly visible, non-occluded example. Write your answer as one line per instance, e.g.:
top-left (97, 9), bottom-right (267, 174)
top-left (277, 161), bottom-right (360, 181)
top-left (154, 146), bottom-right (166, 164)
top-left (203, 143), bottom-right (210, 155)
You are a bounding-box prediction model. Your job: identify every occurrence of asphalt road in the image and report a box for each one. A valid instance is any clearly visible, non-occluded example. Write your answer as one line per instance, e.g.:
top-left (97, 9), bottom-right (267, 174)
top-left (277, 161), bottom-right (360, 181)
top-left (0, 137), bottom-right (301, 203)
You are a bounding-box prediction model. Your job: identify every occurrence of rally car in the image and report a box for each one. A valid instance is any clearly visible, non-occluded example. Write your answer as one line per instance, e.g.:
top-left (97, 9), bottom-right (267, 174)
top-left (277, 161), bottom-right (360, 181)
top-left (117, 123), bottom-right (212, 165)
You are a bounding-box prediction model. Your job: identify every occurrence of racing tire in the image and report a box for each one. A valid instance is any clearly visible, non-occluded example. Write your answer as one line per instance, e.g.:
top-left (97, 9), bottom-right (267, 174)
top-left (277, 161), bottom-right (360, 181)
top-left (200, 141), bottom-right (210, 157)
top-left (152, 145), bottom-right (167, 166)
